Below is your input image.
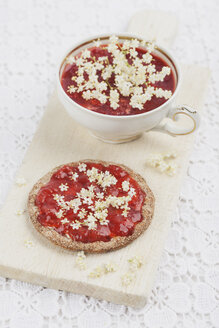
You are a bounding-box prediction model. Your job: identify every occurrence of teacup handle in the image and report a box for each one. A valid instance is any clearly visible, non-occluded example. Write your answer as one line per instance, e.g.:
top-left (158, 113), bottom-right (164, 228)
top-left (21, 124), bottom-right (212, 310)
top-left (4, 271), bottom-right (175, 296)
top-left (152, 105), bottom-right (200, 136)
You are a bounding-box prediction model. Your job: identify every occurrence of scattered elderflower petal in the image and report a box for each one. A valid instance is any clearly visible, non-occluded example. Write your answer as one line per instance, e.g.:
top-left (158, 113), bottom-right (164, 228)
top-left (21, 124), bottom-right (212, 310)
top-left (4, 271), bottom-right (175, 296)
top-left (88, 266), bottom-right (104, 278)
top-left (103, 262), bottom-right (117, 273)
top-left (162, 151), bottom-right (177, 159)
top-left (121, 256), bottom-right (143, 286)
top-left (15, 177), bottom-right (27, 186)
top-left (128, 256), bottom-right (143, 272)
top-left (166, 163), bottom-right (177, 176)
top-left (75, 251), bottom-right (87, 270)
top-left (59, 183), bottom-right (69, 192)
top-left (24, 240), bottom-right (34, 248)
top-left (121, 272), bottom-right (136, 286)
top-left (15, 210), bottom-right (25, 216)
top-left (88, 262), bottom-right (117, 278)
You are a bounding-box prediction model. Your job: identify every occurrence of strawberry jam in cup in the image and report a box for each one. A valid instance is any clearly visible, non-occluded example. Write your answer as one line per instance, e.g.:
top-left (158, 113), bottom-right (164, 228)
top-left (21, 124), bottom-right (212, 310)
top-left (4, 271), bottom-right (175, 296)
top-left (57, 34), bottom-right (200, 143)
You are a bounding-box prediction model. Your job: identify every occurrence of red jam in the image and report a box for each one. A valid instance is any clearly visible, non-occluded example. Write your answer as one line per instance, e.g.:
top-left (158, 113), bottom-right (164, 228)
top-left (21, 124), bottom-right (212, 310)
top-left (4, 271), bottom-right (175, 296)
top-left (61, 45), bottom-right (176, 116)
top-left (35, 162), bottom-right (146, 243)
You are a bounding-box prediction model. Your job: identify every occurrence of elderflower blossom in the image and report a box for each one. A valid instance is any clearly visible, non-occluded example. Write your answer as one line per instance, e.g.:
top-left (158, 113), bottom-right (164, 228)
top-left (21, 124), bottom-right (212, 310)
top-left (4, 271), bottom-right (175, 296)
top-left (76, 57), bottom-right (84, 66)
top-left (70, 220), bottom-right (81, 230)
top-left (76, 75), bottom-right (84, 85)
top-left (78, 163), bottom-right (87, 172)
top-left (96, 192), bottom-right (104, 199)
top-left (146, 152), bottom-right (177, 176)
top-left (146, 41), bottom-right (155, 53)
top-left (130, 94), bottom-right (144, 110)
top-left (87, 168), bottom-right (117, 188)
top-left (55, 209), bottom-right (64, 219)
top-left (102, 65), bottom-right (113, 79)
top-left (95, 209), bottom-right (109, 225)
top-left (83, 213), bottom-right (97, 230)
top-left (59, 183), bottom-right (69, 192)
top-left (109, 89), bottom-right (119, 109)
top-left (61, 218), bottom-right (69, 224)
top-left (78, 208), bottom-right (87, 219)
top-left (149, 66), bottom-right (171, 83)
top-left (122, 180), bottom-right (130, 192)
top-left (82, 90), bottom-right (92, 100)
top-left (128, 188), bottom-right (136, 198)
top-left (130, 48), bottom-right (138, 58)
top-left (70, 172), bottom-right (79, 181)
top-left (142, 52), bottom-right (152, 64)
top-left (66, 54), bottom-right (76, 64)
top-left (93, 39), bottom-right (101, 47)
top-left (68, 198), bottom-right (82, 213)
top-left (109, 35), bottom-right (119, 44)
top-left (122, 40), bottom-right (131, 50)
top-left (67, 85), bottom-right (77, 94)
top-left (130, 38), bottom-right (139, 48)
top-left (82, 49), bottom-right (91, 59)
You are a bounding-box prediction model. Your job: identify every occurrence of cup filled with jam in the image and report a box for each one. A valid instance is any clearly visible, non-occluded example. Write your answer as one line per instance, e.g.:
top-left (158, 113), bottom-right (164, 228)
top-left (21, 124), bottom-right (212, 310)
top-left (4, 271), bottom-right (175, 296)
top-left (57, 34), bottom-right (200, 143)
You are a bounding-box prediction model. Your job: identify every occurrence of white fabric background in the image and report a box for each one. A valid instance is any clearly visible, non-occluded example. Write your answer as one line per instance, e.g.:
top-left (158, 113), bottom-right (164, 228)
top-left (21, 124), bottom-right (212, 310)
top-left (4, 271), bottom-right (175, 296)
top-left (0, 0), bottom-right (218, 327)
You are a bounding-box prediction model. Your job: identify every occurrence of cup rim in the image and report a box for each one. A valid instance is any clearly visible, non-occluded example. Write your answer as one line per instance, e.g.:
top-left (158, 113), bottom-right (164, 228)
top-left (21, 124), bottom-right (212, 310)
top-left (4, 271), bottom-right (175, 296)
top-left (57, 33), bottom-right (180, 120)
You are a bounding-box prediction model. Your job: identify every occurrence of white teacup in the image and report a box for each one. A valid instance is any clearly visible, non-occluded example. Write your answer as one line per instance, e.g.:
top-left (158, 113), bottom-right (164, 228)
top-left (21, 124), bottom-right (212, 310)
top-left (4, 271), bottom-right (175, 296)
top-left (57, 34), bottom-right (200, 143)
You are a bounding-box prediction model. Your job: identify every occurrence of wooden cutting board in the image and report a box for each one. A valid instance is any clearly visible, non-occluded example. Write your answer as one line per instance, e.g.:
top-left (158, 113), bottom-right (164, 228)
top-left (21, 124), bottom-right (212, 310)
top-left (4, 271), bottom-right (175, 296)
top-left (0, 11), bottom-right (210, 308)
